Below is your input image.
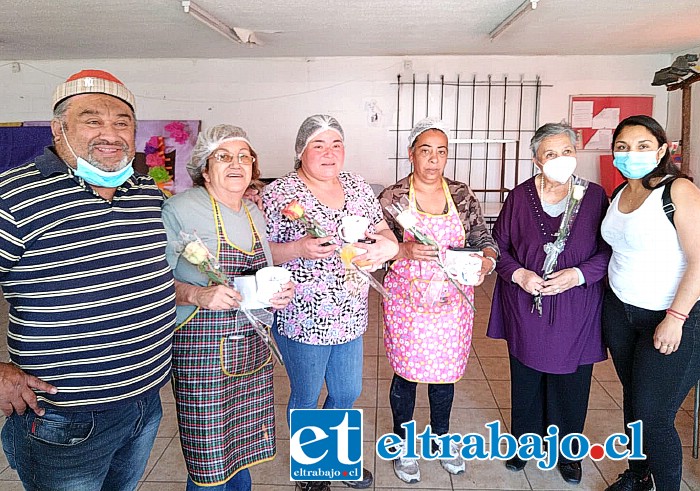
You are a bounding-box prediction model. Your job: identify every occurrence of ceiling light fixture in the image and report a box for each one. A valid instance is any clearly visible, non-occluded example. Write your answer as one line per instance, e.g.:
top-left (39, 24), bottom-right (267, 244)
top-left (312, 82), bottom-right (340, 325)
top-left (182, 0), bottom-right (244, 44)
top-left (489, 0), bottom-right (539, 41)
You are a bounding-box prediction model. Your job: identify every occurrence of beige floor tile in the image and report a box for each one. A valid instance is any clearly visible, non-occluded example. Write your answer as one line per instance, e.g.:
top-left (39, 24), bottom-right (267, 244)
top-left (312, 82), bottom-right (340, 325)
top-left (142, 437), bottom-right (174, 480)
top-left (145, 437), bottom-right (188, 482)
top-left (453, 379), bottom-right (499, 409)
top-left (0, 467), bottom-right (20, 482)
top-left (156, 403), bottom-right (180, 438)
top-left (489, 380), bottom-right (511, 409)
top-left (463, 356), bottom-right (486, 381)
top-left (139, 482), bottom-right (188, 491)
top-left (682, 385), bottom-right (698, 411)
top-left (471, 338), bottom-right (509, 358)
top-left (363, 356), bottom-right (378, 379)
top-left (588, 379), bottom-right (620, 410)
top-left (592, 357), bottom-right (619, 382)
top-left (479, 357), bottom-right (510, 380)
top-left (249, 439), bottom-right (292, 486)
top-left (598, 381), bottom-right (623, 408)
top-left (0, 483), bottom-right (24, 491)
top-left (159, 383), bottom-right (176, 405)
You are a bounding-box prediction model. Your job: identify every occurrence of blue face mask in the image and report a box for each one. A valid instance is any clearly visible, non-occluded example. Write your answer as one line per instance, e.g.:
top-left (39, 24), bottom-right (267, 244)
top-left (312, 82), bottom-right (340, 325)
top-left (74, 157), bottom-right (134, 188)
top-left (613, 151), bottom-right (659, 179)
top-left (60, 124), bottom-right (133, 187)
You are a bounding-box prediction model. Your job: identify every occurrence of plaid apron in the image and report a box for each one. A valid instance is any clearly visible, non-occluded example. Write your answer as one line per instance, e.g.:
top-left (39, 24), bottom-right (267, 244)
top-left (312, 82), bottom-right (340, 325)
top-left (172, 197), bottom-right (275, 486)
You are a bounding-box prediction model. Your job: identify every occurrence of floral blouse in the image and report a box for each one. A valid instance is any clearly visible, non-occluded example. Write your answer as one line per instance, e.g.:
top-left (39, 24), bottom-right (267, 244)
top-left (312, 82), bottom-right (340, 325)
top-left (262, 171), bottom-right (383, 345)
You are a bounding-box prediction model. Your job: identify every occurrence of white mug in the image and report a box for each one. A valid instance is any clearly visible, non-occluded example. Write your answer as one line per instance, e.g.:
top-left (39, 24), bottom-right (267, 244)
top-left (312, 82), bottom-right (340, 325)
top-left (256, 266), bottom-right (292, 304)
top-left (445, 249), bottom-right (483, 286)
top-left (338, 215), bottom-right (370, 243)
top-left (232, 275), bottom-right (259, 309)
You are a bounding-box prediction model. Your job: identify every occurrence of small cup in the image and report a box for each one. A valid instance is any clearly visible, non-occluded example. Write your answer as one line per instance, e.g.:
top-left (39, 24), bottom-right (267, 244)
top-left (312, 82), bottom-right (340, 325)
top-left (338, 215), bottom-right (370, 243)
top-left (255, 266), bottom-right (292, 304)
top-left (233, 275), bottom-right (258, 308)
top-left (445, 249), bottom-right (483, 286)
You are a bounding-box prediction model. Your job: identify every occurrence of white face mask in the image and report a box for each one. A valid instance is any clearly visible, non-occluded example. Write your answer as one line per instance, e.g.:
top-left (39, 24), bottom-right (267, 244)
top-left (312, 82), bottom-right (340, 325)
top-left (542, 156), bottom-right (577, 184)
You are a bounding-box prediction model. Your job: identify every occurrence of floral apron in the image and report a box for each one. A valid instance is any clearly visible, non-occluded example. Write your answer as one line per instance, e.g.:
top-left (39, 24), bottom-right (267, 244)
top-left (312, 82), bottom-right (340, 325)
top-left (383, 178), bottom-right (474, 383)
top-left (172, 197), bottom-right (275, 486)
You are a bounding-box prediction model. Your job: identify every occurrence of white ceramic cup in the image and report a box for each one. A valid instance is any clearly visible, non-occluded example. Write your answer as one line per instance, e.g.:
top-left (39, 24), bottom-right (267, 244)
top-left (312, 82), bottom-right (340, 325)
top-left (256, 266), bottom-right (292, 304)
top-left (445, 249), bottom-right (483, 286)
top-left (232, 275), bottom-right (259, 309)
top-left (338, 215), bottom-right (370, 243)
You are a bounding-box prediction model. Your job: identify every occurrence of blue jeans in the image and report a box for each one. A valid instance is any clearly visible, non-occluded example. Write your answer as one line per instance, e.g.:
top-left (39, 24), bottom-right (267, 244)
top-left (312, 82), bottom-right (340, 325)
top-left (1, 391), bottom-right (162, 491)
top-left (272, 329), bottom-right (363, 424)
top-left (603, 289), bottom-right (700, 491)
top-left (186, 469), bottom-right (251, 491)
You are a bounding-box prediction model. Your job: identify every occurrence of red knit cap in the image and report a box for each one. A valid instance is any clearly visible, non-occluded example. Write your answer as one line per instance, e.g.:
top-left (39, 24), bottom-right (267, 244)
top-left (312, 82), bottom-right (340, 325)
top-left (52, 69), bottom-right (136, 111)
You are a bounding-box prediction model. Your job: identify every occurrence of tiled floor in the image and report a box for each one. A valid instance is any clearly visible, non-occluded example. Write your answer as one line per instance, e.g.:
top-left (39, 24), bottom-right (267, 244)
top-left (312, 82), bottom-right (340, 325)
top-left (1, 276), bottom-right (700, 490)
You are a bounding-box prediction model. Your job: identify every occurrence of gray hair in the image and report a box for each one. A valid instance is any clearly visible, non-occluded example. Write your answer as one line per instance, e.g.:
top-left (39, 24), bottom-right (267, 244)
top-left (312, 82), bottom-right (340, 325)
top-left (530, 123), bottom-right (576, 157)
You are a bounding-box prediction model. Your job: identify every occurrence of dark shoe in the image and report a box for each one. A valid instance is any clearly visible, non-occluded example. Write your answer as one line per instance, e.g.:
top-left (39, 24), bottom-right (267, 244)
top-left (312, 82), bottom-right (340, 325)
top-left (342, 467), bottom-right (373, 489)
top-left (505, 456), bottom-right (527, 472)
top-left (558, 461), bottom-right (582, 484)
top-left (605, 469), bottom-right (654, 491)
top-left (295, 482), bottom-right (331, 491)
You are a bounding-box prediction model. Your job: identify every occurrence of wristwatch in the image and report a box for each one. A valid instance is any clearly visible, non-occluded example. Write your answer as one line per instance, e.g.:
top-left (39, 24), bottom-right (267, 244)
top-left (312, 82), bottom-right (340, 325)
top-left (485, 256), bottom-right (497, 275)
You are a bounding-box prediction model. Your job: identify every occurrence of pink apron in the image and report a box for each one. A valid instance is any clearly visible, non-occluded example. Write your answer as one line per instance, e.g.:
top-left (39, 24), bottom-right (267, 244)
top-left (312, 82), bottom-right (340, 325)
top-left (383, 178), bottom-right (474, 383)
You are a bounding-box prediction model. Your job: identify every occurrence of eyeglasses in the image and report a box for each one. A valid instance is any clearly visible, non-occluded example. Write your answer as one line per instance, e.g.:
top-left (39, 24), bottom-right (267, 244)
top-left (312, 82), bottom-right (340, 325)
top-left (211, 151), bottom-right (255, 166)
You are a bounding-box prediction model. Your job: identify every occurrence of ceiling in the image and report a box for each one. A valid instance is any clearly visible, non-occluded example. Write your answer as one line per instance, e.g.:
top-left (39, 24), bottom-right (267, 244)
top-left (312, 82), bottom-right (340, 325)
top-left (1, 0), bottom-right (699, 60)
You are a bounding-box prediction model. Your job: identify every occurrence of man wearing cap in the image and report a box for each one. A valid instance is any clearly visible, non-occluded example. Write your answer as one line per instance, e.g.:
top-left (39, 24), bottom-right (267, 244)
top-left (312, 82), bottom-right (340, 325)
top-left (0, 70), bottom-right (176, 490)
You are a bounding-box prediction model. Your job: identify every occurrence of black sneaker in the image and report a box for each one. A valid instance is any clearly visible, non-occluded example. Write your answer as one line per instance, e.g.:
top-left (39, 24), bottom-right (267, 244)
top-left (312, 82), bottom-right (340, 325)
top-left (295, 482), bottom-right (331, 491)
top-left (605, 469), bottom-right (654, 491)
top-left (342, 467), bottom-right (373, 489)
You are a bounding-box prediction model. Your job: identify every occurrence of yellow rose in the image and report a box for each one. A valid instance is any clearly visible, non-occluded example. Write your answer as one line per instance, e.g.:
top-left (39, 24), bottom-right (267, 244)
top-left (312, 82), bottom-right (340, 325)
top-left (182, 241), bottom-right (209, 265)
top-left (282, 199), bottom-right (305, 220)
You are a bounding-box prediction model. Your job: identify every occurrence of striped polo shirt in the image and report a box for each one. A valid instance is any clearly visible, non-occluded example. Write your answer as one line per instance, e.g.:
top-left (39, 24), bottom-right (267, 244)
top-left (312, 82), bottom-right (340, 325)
top-left (0, 148), bottom-right (176, 411)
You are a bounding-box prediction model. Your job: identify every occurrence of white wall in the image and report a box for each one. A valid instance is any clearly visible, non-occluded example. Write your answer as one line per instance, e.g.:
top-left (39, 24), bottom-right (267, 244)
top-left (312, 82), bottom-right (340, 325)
top-left (667, 46), bottom-right (700, 180)
top-left (1, 55), bottom-right (670, 191)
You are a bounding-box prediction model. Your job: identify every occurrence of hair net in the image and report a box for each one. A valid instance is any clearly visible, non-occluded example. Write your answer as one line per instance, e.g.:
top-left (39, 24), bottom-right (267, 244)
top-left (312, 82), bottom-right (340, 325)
top-left (294, 114), bottom-right (345, 168)
top-left (187, 124), bottom-right (255, 183)
top-left (408, 117), bottom-right (449, 149)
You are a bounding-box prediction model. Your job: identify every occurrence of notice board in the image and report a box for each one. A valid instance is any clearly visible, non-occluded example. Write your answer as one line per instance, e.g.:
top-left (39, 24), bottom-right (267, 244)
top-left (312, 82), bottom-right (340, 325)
top-left (569, 95), bottom-right (654, 151)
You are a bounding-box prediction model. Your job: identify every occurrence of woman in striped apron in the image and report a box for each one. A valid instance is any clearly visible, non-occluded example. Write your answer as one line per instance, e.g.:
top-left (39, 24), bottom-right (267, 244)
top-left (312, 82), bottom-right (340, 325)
top-left (162, 124), bottom-right (294, 491)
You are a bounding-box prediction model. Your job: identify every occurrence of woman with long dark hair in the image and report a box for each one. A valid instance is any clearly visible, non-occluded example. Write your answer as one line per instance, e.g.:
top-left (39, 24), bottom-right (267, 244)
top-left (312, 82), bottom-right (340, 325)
top-left (601, 115), bottom-right (700, 491)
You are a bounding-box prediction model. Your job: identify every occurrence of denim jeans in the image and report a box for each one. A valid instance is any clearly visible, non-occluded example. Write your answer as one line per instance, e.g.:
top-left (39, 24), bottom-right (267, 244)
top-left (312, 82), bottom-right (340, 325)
top-left (603, 289), bottom-right (700, 491)
top-left (186, 469), bottom-right (251, 491)
top-left (1, 391), bottom-right (162, 491)
top-left (390, 373), bottom-right (454, 438)
top-left (272, 329), bottom-right (363, 424)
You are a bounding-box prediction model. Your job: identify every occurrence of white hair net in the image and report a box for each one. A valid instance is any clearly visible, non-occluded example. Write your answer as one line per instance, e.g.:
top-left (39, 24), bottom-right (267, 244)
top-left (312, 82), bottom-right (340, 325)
top-left (294, 114), bottom-right (344, 169)
top-left (187, 124), bottom-right (255, 183)
top-left (408, 117), bottom-right (450, 149)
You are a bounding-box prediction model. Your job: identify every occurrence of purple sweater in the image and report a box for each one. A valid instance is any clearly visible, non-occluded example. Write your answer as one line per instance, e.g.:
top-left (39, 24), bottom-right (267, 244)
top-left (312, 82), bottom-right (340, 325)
top-left (487, 177), bottom-right (611, 374)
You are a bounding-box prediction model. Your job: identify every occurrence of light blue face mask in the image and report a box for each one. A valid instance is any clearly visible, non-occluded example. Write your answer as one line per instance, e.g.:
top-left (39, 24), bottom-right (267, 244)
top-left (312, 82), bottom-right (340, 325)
top-left (60, 124), bottom-right (134, 187)
top-left (613, 151), bottom-right (659, 179)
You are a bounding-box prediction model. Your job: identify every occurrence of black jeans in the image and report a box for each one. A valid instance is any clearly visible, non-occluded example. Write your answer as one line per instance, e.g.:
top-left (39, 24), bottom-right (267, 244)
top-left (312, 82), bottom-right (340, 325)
top-left (390, 374), bottom-right (454, 439)
top-left (509, 356), bottom-right (593, 464)
top-left (602, 289), bottom-right (700, 491)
